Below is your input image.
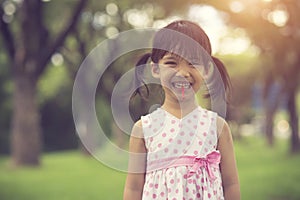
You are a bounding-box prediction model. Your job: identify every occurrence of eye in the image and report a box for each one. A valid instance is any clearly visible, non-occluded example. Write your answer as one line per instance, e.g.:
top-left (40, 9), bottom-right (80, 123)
top-left (164, 61), bottom-right (177, 66)
top-left (189, 62), bottom-right (201, 68)
top-left (188, 63), bottom-right (196, 68)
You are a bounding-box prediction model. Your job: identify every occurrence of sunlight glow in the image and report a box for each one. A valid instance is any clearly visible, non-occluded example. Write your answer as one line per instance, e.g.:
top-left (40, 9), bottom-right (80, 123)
top-left (105, 26), bottom-right (119, 39)
top-left (124, 9), bottom-right (152, 28)
top-left (125, 4), bottom-right (253, 55)
top-left (229, 1), bottom-right (245, 13)
top-left (93, 12), bottom-right (111, 29)
top-left (268, 9), bottom-right (289, 27)
top-left (187, 5), bottom-right (253, 55)
top-left (3, 1), bottom-right (16, 15)
top-left (219, 37), bottom-right (251, 55)
top-left (51, 53), bottom-right (64, 66)
top-left (188, 5), bottom-right (228, 54)
top-left (277, 120), bottom-right (290, 133)
top-left (106, 3), bottom-right (118, 16)
top-left (152, 16), bottom-right (182, 29)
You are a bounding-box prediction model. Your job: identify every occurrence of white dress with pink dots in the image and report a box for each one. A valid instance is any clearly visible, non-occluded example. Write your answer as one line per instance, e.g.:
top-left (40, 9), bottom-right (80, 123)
top-left (141, 106), bottom-right (224, 200)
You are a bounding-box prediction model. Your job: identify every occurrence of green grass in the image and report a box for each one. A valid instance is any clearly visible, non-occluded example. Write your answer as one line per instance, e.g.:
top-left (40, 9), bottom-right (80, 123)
top-left (0, 137), bottom-right (300, 200)
top-left (235, 137), bottom-right (300, 200)
top-left (0, 151), bottom-right (127, 200)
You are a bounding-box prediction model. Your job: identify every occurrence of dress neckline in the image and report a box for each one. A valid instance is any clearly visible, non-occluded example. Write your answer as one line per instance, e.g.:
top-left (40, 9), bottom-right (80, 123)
top-left (159, 106), bottom-right (201, 120)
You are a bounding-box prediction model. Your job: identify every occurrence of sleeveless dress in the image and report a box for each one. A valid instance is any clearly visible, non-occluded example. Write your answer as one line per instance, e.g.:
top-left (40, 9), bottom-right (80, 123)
top-left (141, 106), bottom-right (224, 200)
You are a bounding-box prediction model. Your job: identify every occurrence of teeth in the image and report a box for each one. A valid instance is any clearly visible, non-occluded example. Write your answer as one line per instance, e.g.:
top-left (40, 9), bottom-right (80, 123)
top-left (173, 82), bottom-right (191, 89)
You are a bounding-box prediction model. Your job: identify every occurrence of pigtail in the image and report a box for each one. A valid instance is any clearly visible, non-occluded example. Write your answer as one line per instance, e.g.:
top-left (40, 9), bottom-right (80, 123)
top-left (133, 53), bottom-right (152, 100)
top-left (211, 56), bottom-right (232, 102)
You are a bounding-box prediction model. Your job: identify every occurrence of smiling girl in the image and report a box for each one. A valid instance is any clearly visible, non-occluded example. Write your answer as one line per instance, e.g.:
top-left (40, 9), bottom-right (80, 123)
top-left (123, 20), bottom-right (240, 200)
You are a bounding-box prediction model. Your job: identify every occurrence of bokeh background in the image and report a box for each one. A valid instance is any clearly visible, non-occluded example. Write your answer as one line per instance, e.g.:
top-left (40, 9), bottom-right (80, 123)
top-left (0, 0), bottom-right (300, 199)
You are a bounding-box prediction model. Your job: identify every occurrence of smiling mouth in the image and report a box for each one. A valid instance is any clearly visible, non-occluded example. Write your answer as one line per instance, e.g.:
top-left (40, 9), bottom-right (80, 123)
top-left (172, 82), bottom-right (191, 89)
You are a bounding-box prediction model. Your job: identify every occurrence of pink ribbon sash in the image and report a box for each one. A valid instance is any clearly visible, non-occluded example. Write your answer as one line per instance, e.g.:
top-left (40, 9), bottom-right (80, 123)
top-left (187, 150), bottom-right (221, 180)
top-left (147, 150), bottom-right (221, 181)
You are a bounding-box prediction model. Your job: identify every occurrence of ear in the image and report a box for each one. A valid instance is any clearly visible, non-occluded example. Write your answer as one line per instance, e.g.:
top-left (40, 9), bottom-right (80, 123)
top-left (151, 62), bottom-right (160, 78)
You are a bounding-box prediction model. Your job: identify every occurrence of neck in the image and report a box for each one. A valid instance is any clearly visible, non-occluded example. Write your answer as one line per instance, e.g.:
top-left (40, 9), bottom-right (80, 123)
top-left (161, 97), bottom-right (198, 118)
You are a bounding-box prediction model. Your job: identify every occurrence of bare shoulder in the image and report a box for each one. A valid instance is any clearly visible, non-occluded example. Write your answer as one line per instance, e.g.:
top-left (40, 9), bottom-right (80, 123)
top-left (124, 120), bottom-right (147, 197)
top-left (129, 119), bottom-right (146, 153)
top-left (131, 120), bottom-right (143, 138)
top-left (216, 117), bottom-right (240, 199)
top-left (134, 119), bottom-right (143, 128)
top-left (216, 116), bottom-right (231, 139)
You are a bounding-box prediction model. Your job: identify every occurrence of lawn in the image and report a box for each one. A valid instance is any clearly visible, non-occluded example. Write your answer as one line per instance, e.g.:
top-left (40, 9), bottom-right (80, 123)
top-left (0, 152), bottom-right (126, 200)
top-left (234, 137), bottom-right (300, 200)
top-left (0, 136), bottom-right (300, 200)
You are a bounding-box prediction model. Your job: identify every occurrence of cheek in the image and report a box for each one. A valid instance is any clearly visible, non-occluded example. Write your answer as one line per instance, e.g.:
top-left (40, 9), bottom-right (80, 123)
top-left (160, 75), bottom-right (172, 88)
top-left (192, 74), bottom-right (205, 91)
top-left (159, 69), bottom-right (174, 83)
top-left (194, 68), bottom-right (205, 80)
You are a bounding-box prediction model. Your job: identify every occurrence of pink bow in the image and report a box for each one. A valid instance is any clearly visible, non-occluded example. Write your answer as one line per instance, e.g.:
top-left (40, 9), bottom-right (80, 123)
top-left (188, 151), bottom-right (221, 181)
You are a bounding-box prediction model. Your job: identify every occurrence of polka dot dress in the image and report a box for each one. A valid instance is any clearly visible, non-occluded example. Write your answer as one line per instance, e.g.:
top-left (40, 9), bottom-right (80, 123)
top-left (141, 107), bottom-right (224, 200)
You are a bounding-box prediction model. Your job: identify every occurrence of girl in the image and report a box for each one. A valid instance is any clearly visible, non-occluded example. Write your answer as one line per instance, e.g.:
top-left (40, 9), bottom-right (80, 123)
top-left (123, 20), bottom-right (240, 200)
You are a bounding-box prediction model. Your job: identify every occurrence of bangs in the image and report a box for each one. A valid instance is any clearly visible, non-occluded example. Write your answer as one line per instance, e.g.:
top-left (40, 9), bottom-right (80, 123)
top-left (151, 20), bottom-right (211, 65)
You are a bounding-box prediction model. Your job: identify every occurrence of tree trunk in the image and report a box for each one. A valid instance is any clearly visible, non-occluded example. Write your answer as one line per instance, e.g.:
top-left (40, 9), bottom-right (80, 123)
top-left (0, 0), bottom-right (87, 167)
top-left (263, 87), bottom-right (281, 146)
top-left (265, 108), bottom-right (275, 146)
top-left (10, 73), bottom-right (42, 167)
top-left (287, 88), bottom-right (300, 153)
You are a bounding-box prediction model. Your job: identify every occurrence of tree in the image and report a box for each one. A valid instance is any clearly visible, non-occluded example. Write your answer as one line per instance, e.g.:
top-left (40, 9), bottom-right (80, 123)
top-left (62, 1), bottom-right (161, 156)
top-left (200, 0), bottom-right (300, 152)
top-left (0, 0), bottom-right (88, 166)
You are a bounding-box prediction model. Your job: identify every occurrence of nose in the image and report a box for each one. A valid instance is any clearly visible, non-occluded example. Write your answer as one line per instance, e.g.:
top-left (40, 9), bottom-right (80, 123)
top-left (175, 64), bottom-right (190, 78)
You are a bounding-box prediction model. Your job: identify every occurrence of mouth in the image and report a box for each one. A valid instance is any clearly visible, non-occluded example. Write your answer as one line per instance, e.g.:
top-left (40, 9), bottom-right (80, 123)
top-left (172, 81), bottom-right (192, 89)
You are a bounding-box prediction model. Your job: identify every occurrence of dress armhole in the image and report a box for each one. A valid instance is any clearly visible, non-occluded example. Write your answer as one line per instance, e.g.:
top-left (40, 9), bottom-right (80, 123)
top-left (216, 114), bottom-right (221, 139)
top-left (140, 116), bottom-right (148, 135)
top-left (216, 115), bottom-right (227, 139)
top-left (140, 115), bottom-right (150, 149)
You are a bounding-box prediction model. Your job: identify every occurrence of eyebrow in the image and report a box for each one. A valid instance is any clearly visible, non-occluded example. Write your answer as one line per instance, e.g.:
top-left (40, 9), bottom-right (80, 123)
top-left (163, 55), bottom-right (180, 60)
top-left (163, 55), bottom-right (176, 59)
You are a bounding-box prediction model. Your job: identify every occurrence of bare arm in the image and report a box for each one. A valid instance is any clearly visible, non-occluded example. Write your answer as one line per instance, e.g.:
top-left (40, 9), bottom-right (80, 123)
top-left (123, 120), bottom-right (147, 200)
top-left (217, 117), bottom-right (241, 200)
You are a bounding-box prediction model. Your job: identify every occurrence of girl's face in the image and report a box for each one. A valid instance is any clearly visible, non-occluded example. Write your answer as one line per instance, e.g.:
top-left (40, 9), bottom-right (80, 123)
top-left (153, 53), bottom-right (205, 103)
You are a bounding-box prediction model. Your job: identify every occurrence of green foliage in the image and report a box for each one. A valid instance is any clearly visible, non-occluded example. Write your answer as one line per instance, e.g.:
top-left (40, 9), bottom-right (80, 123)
top-left (41, 97), bottom-right (78, 152)
top-left (96, 96), bottom-right (113, 139)
top-left (219, 53), bottom-right (260, 78)
top-left (38, 64), bottom-right (71, 104)
top-left (43, 0), bottom-right (84, 35)
top-left (38, 63), bottom-right (77, 152)
top-left (218, 53), bottom-right (260, 123)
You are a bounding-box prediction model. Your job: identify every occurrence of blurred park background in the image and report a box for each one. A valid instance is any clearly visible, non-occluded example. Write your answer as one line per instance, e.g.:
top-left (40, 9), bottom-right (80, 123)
top-left (0, 0), bottom-right (300, 199)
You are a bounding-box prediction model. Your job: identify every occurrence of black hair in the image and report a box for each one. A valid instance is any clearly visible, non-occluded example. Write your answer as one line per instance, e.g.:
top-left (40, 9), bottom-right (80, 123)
top-left (133, 20), bottom-right (231, 102)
